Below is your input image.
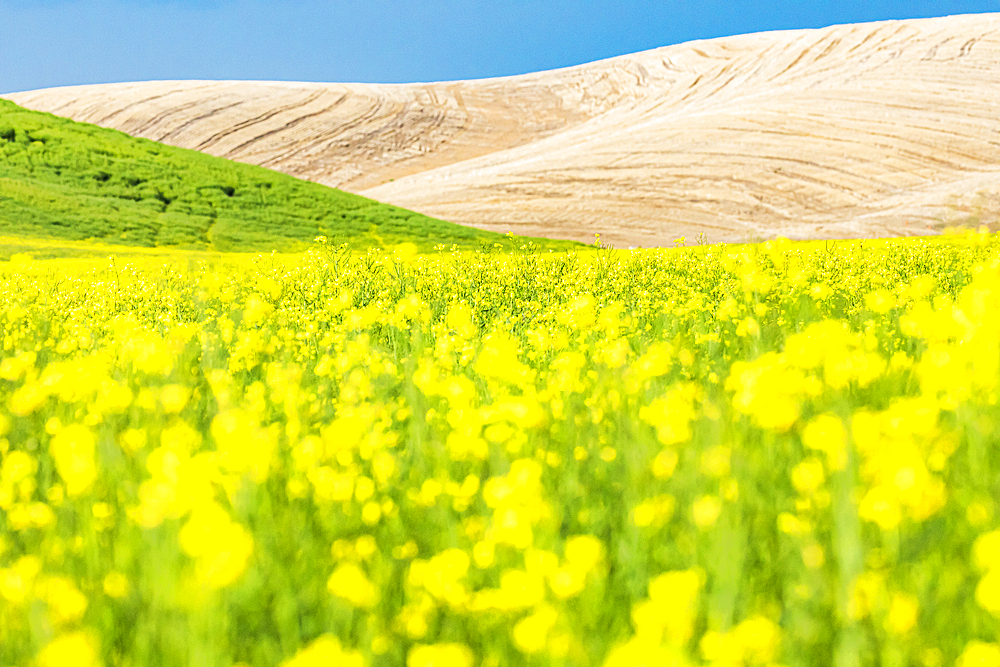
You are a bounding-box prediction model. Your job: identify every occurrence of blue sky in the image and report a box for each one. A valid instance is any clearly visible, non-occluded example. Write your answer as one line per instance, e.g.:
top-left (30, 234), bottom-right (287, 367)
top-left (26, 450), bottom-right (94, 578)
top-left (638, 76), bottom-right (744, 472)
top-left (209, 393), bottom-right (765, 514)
top-left (2, 0), bottom-right (998, 94)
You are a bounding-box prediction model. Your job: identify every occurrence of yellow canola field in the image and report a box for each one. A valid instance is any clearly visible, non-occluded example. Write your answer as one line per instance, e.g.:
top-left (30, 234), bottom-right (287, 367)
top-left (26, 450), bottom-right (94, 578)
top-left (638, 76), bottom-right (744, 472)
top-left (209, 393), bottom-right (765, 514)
top-left (3, 234), bottom-right (1000, 667)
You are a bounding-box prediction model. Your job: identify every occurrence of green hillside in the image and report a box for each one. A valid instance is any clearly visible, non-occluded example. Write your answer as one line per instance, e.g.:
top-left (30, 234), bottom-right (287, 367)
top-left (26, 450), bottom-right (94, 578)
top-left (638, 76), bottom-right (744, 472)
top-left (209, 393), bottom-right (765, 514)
top-left (0, 99), bottom-right (579, 252)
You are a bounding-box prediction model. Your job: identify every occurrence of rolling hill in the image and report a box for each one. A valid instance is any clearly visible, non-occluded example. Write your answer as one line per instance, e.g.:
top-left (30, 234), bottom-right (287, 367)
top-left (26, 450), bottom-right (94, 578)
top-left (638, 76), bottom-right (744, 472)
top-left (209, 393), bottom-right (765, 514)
top-left (0, 100), bottom-right (578, 253)
top-left (8, 13), bottom-right (1000, 247)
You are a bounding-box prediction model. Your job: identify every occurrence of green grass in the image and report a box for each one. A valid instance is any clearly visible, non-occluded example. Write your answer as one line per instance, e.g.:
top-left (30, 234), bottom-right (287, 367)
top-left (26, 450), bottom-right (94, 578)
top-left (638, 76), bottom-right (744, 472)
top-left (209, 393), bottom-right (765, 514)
top-left (0, 99), bottom-right (581, 253)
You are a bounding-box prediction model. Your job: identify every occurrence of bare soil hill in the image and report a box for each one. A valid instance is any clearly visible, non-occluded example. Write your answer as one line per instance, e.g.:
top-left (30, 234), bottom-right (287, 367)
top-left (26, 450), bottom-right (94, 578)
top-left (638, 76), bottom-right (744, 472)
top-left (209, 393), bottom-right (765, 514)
top-left (8, 13), bottom-right (1000, 247)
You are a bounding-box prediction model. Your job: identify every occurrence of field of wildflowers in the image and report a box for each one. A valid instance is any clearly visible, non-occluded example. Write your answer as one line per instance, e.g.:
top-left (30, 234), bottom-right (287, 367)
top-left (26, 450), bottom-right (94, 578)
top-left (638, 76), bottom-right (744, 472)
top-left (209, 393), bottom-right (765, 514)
top-left (3, 232), bottom-right (1000, 667)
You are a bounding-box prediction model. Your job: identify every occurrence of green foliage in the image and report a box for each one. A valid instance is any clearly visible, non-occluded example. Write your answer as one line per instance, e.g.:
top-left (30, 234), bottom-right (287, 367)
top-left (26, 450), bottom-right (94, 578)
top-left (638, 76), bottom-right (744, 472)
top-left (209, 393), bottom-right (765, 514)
top-left (0, 100), bottom-right (579, 252)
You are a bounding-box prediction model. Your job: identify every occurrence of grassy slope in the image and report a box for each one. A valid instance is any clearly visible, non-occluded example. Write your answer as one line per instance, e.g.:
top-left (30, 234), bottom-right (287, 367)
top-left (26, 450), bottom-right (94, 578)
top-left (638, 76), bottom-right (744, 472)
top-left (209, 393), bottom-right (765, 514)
top-left (0, 99), bottom-right (580, 253)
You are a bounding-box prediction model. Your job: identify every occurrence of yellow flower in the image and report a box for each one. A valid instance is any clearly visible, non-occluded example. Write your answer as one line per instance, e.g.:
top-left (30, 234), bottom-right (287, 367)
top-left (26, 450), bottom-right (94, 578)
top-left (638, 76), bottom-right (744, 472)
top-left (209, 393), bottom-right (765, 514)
top-left (639, 385), bottom-right (697, 445)
top-left (11, 501), bottom-right (56, 529)
top-left (630, 496), bottom-right (676, 528)
top-left (242, 294), bottom-right (273, 326)
top-left (308, 466), bottom-right (355, 503)
top-left (513, 605), bottom-right (559, 654)
top-left (0, 555), bottom-right (42, 604)
top-left (692, 495), bottom-right (722, 529)
top-left (976, 569), bottom-right (1000, 616)
top-left (858, 486), bottom-right (902, 531)
top-left (957, 641), bottom-right (1000, 667)
top-left (39, 576), bottom-right (88, 624)
top-left (564, 535), bottom-right (604, 573)
top-left (974, 530), bottom-right (1000, 571)
top-left (281, 635), bottom-right (364, 667)
top-left (865, 289), bottom-right (897, 314)
top-left (482, 459), bottom-right (547, 549)
top-left (803, 413), bottom-right (848, 471)
top-left (103, 572), bottom-right (130, 599)
top-left (393, 242), bottom-right (418, 261)
top-left (211, 409), bottom-right (274, 483)
top-left (801, 543), bottom-right (825, 569)
top-left (120, 428), bottom-right (147, 453)
top-left (159, 384), bottom-right (191, 413)
top-left (603, 638), bottom-right (678, 667)
top-left (178, 503), bottom-right (254, 589)
top-left (627, 569), bottom-right (705, 647)
top-left (446, 302), bottom-right (477, 339)
top-left (474, 330), bottom-right (533, 385)
top-left (700, 629), bottom-right (743, 664)
top-left (37, 632), bottom-right (100, 667)
top-left (734, 615), bottom-right (781, 663)
top-left (49, 424), bottom-right (97, 496)
top-left (0, 351), bottom-right (35, 381)
top-left (328, 563), bottom-right (378, 609)
top-left (556, 294), bottom-right (597, 330)
top-left (791, 458), bottom-right (825, 495)
top-left (549, 567), bottom-right (587, 599)
top-left (647, 451), bottom-right (677, 483)
top-left (354, 535), bottom-right (378, 560)
top-left (735, 316), bottom-right (760, 338)
top-left (849, 571), bottom-right (886, 620)
top-left (784, 320), bottom-right (853, 369)
top-left (726, 353), bottom-right (810, 431)
top-left (9, 382), bottom-right (47, 416)
top-left (885, 592), bottom-right (919, 635)
top-left (497, 569), bottom-right (546, 610)
top-left (408, 643), bottom-right (474, 667)
top-left (1, 450), bottom-right (37, 486)
top-left (409, 549), bottom-right (470, 607)
top-left (777, 512), bottom-right (807, 536)
top-left (361, 501), bottom-right (382, 525)
top-left (473, 541), bottom-right (495, 568)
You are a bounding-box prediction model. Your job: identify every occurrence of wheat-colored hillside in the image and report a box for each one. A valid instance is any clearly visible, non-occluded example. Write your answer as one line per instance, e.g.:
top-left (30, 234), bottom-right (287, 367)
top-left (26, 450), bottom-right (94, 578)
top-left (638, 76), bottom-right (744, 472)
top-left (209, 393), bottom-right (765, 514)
top-left (8, 13), bottom-right (1000, 246)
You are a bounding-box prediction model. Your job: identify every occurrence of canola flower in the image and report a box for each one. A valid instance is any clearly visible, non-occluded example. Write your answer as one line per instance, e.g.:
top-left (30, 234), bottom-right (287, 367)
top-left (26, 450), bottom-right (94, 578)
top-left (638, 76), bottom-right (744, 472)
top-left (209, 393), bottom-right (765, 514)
top-left (1, 232), bottom-right (1000, 666)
